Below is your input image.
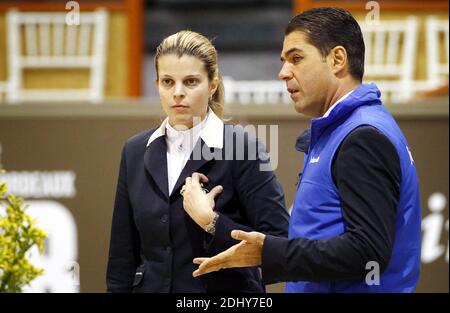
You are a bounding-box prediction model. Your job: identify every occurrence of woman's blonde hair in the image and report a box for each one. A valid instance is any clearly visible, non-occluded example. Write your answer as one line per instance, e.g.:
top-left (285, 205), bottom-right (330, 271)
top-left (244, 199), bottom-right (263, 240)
top-left (155, 30), bottom-right (225, 118)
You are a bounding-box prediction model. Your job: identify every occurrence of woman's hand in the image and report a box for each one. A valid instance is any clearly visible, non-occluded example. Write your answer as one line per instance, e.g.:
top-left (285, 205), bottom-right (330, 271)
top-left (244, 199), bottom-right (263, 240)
top-left (181, 172), bottom-right (223, 230)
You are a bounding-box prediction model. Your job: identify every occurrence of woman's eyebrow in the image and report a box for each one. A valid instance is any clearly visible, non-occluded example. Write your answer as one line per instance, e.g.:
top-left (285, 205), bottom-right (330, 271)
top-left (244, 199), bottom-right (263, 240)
top-left (183, 74), bottom-right (202, 78)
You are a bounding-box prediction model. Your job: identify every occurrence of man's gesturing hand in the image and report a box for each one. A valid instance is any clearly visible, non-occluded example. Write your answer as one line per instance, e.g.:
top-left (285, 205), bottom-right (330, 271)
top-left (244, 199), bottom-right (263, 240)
top-left (193, 230), bottom-right (266, 277)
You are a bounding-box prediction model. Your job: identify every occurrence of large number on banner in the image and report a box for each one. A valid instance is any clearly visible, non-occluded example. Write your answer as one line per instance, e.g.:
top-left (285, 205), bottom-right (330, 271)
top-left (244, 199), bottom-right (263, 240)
top-left (22, 201), bottom-right (78, 292)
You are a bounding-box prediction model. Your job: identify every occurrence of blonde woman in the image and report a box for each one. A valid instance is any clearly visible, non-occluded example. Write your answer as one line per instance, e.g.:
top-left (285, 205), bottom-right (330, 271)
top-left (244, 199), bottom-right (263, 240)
top-left (106, 31), bottom-right (289, 293)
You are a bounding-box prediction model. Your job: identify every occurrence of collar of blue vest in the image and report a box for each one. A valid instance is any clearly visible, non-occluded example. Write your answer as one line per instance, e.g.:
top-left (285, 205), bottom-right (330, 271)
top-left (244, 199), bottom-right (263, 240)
top-left (307, 83), bottom-right (382, 151)
top-left (295, 128), bottom-right (311, 152)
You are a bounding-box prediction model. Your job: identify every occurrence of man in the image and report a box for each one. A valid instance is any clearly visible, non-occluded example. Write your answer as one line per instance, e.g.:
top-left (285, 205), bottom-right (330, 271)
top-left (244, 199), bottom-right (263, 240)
top-left (182, 7), bottom-right (421, 292)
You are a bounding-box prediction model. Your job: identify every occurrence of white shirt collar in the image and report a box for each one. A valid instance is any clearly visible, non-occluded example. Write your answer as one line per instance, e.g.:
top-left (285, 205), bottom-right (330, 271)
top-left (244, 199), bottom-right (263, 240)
top-left (322, 88), bottom-right (355, 118)
top-left (165, 115), bottom-right (204, 142)
top-left (146, 109), bottom-right (224, 149)
top-left (165, 115), bottom-right (205, 154)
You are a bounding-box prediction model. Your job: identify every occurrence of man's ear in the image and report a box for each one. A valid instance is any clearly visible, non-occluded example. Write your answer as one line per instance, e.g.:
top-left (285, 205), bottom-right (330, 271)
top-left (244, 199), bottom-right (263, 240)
top-left (328, 46), bottom-right (348, 76)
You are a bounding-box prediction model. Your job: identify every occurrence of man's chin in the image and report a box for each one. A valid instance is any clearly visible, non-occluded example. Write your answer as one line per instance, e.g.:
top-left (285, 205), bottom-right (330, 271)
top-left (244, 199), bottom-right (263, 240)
top-left (293, 102), bottom-right (316, 117)
top-left (293, 102), bottom-right (306, 114)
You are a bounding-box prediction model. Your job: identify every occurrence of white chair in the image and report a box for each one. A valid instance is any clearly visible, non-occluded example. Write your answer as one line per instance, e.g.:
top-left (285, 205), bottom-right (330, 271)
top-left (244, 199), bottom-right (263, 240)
top-left (426, 16), bottom-right (449, 88)
top-left (360, 17), bottom-right (419, 104)
top-left (223, 76), bottom-right (289, 105)
top-left (5, 9), bottom-right (108, 103)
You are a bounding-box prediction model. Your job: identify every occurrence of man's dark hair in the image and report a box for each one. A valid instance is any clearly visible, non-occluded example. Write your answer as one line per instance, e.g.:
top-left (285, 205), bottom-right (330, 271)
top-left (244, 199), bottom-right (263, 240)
top-left (286, 7), bottom-right (365, 82)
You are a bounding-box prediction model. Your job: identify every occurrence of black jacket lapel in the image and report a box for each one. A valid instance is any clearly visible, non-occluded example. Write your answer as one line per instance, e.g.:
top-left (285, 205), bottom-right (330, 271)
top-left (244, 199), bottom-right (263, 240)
top-left (144, 136), bottom-right (169, 199)
top-left (171, 139), bottom-right (218, 196)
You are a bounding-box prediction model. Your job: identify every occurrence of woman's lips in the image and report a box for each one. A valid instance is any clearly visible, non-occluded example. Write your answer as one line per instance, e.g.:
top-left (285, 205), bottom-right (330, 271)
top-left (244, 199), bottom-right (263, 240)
top-left (171, 104), bottom-right (188, 109)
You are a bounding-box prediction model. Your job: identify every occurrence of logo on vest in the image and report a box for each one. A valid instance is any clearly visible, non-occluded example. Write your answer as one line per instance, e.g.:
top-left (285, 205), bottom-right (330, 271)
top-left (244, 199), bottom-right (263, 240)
top-left (309, 156), bottom-right (320, 164)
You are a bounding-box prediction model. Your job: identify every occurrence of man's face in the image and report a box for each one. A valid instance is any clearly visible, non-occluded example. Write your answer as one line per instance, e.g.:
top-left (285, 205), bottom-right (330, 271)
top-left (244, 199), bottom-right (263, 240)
top-left (279, 31), bottom-right (334, 117)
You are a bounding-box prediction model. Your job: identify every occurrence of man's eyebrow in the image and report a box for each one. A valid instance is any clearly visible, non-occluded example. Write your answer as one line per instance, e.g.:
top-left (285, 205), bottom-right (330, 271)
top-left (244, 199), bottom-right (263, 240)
top-left (280, 48), bottom-right (304, 61)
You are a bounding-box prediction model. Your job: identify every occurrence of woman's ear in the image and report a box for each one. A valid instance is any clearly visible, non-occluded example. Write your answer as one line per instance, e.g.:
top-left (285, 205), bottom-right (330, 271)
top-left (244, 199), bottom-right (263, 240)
top-left (209, 77), bottom-right (219, 97)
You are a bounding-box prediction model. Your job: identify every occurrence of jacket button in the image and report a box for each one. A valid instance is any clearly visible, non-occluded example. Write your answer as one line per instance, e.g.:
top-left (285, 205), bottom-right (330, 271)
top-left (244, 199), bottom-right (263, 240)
top-left (161, 214), bottom-right (168, 223)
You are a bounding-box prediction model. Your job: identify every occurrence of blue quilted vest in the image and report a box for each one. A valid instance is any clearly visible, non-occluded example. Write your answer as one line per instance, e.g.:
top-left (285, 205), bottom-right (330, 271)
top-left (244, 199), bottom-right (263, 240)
top-left (287, 83), bottom-right (421, 292)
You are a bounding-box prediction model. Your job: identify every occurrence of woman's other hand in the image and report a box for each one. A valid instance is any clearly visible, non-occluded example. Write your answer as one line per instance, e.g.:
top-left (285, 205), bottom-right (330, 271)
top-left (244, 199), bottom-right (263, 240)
top-left (181, 172), bottom-right (223, 230)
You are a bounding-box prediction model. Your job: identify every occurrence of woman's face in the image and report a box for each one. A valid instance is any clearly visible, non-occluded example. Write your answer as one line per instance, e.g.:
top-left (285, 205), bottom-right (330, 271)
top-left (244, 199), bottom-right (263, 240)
top-left (157, 54), bottom-right (217, 129)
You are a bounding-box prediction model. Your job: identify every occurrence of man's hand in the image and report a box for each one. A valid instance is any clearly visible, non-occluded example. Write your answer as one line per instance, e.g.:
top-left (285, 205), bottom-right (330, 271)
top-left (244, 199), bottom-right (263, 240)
top-left (181, 172), bottom-right (223, 230)
top-left (192, 230), bottom-right (266, 277)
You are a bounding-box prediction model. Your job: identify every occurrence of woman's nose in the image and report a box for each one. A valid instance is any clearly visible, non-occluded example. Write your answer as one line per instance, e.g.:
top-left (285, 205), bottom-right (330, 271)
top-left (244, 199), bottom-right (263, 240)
top-left (173, 83), bottom-right (186, 99)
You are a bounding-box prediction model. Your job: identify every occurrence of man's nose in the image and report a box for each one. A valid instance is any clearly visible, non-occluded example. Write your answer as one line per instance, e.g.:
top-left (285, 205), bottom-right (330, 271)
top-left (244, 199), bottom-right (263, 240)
top-left (278, 63), bottom-right (293, 81)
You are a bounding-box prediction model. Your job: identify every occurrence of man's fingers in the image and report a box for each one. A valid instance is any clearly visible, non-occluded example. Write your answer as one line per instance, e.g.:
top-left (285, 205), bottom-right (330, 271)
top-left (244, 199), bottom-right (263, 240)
top-left (193, 269), bottom-right (202, 277)
top-left (231, 230), bottom-right (254, 242)
top-left (193, 257), bottom-right (208, 265)
top-left (192, 241), bottom-right (247, 277)
top-left (208, 185), bottom-right (223, 199)
top-left (193, 266), bottom-right (220, 277)
top-left (193, 259), bottom-right (227, 277)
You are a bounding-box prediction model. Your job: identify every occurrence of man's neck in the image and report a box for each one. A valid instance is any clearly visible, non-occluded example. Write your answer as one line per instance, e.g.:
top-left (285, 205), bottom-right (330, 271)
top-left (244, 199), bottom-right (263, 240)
top-left (320, 80), bottom-right (360, 117)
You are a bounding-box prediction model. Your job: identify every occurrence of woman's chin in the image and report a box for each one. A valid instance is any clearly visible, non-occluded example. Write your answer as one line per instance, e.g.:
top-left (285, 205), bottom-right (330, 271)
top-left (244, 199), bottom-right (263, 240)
top-left (170, 116), bottom-right (193, 129)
